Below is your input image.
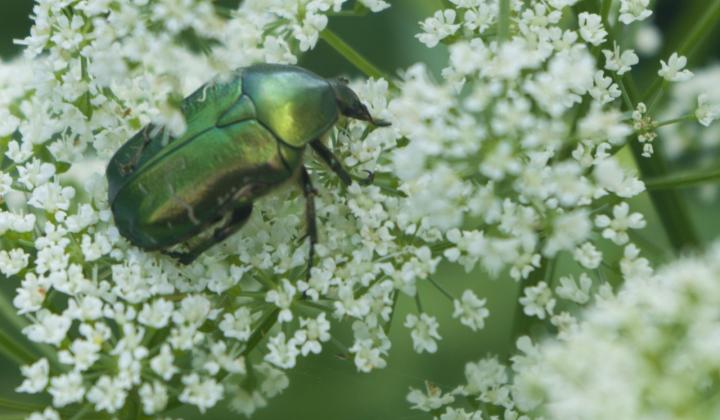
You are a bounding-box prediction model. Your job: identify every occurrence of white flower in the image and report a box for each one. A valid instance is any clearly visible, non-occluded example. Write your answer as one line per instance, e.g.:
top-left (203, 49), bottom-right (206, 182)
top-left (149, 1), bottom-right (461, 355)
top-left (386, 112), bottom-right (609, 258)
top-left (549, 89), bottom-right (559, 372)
top-left (0, 248), bottom-right (30, 276)
top-left (437, 407), bottom-right (483, 420)
top-left (658, 53), bottom-right (693, 82)
top-left (23, 310), bottom-right (71, 346)
top-left (359, 0), bottom-right (390, 12)
top-left (179, 374), bottom-right (224, 413)
top-left (573, 242), bottom-right (602, 269)
top-left (620, 243), bottom-right (653, 281)
top-left (173, 295), bottom-right (212, 326)
top-left (589, 71), bottom-right (621, 105)
top-left (17, 159), bottom-right (55, 189)
top-left (293, 12), bottom-right (328, 51)
top-left (16, 358), bottom-right (49, 393)
top-left (219, 307), bottom-right (255, 341)
top-left (594, 158), bottom-right (646, 198)
top-left (555, 273), bottom-right (592, 304)
top-left (619, 0), bottom-right (653, 25)
top-left (86, 375), bottom-right (128, 413)
top-left (464, 357), bottom-right (508, 395)
top-left (58, 338), bottom-right (100, 371)
top-left (635, 24), bottom-right (662, 55)
top-left (543, 210), bottom-right (592, 257)
top-left (603, 43), bottom-right (639, 75)
top-left (577, 13), bottom-right (607, 46)
top-left (595, 202), bottom-right (647, 245)
top-left (265, 279), bottom-right (297, 323)
top-left (416, 9), bottom-right (460, 48)
top-left (407, 381), bottom-right (455, 412)
top-left (48, 371), bottom-right (85, 407)
top-left (262, 36), bottom-right (296, 65)
top-left (264, 332), bottom-right (299, 369)
top-left (138, 299), bottom-right (174, 328)
top-left (150, 344), bottom-right (178, 381)
top-left (27, 182), bottom-right (76, 212)
top-left (349, 338), bottom-right (388, 372)
top-left (295, 313), bottom-right (331, 356)
top-left (139, 381), bottom-right (168, 414)
top-left (519, 282), bottom-right (556, 320)
top-left (404, 313), bottom-right (442, 353)
top-left (27, 407), bottom-right (60, 420)
top-left (252, 364), bottom-right (286, 400)
top-left (452, 290), bottom-right (490, 331)
top-left (696, 94), bottom-right (720, 127)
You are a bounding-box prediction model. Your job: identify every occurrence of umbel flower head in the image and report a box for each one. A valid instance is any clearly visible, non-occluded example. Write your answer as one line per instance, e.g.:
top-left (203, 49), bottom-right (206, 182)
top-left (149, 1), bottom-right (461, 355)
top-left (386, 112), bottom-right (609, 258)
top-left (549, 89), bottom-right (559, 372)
top-left (512, 241), bottom-right (720, 419)
top-left (407, 243), bottom-right (720, 419)
top-left (0, 0), bottom-right (715, 418)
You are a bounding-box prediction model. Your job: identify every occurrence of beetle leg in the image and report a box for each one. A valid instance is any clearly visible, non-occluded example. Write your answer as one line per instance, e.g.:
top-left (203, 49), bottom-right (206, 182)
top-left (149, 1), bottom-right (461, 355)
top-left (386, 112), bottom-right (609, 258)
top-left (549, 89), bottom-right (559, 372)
top-left (120, 125), bottom-right (156, 175)
top-left (310, 139), bottom-right (373, 186)
top-left (164, 204), bottom-right (254, 264)
top-left (300, 167), bottom-right (318, 280)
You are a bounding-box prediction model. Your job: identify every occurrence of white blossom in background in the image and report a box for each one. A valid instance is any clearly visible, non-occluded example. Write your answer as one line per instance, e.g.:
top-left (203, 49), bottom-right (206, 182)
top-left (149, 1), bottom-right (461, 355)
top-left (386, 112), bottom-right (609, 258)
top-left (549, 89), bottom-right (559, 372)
top-left (634, 24), bottom-right (662, 56)
top-left (696, 94), bottom-right (720, 127)
top-left (416, 9), bottom-right (460, 48)
top-left (513, 242), bottom-right (720, 419)
top-left (658, 52), bottom-right (694, 82)
top-left (619, 0), bottom-right (653, 25)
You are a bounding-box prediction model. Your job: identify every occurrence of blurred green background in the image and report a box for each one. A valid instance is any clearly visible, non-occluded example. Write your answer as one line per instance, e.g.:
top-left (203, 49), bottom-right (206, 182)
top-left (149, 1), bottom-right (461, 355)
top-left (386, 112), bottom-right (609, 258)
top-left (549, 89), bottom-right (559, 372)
top-left (0, 1), bottom-right (718, 419)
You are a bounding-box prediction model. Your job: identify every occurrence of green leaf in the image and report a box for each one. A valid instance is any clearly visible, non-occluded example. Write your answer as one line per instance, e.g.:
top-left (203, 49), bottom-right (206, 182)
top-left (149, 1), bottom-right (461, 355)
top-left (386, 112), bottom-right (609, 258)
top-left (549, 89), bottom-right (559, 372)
top-left (645, 166), bottom-right (720, 190)
top-left (319, 29), bottom-right (393, 84)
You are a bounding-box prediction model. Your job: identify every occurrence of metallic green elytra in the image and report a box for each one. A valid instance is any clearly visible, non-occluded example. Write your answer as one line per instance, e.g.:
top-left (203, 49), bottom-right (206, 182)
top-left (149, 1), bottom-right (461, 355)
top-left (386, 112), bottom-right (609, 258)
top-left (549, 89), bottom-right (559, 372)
top-left (107, 64), bottom-right (390, 265)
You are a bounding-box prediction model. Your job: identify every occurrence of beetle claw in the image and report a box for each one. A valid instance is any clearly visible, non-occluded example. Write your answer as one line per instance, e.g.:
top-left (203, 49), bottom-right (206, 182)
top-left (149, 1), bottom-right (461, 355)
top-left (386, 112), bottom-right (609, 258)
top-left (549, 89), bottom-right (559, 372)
top-left (359, 170), bottom-right (374, 185)
top-left (163, 250), bottom-right (197, 265)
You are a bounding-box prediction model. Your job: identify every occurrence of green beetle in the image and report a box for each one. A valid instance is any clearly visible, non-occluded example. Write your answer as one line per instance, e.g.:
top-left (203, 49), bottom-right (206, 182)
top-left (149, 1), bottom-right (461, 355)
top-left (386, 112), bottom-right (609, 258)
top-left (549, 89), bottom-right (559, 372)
top-left (107, 63), bottom-right (389, 265)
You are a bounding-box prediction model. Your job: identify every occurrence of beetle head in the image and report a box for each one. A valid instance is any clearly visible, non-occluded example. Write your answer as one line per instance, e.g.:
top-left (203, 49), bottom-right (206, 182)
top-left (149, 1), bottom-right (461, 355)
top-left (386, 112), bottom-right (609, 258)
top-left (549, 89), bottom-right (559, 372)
top-left (330, 79), bottom-right (391, 127)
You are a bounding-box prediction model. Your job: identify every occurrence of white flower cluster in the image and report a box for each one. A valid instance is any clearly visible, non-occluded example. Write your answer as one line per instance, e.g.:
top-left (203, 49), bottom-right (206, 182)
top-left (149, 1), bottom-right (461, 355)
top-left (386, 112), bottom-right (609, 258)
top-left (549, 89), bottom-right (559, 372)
top-left (1, 0), bottom-right (416, 417)
top-left (406, 0), bottom-right (652, 300)
top-left (511, 242), bottom-right (720, 419)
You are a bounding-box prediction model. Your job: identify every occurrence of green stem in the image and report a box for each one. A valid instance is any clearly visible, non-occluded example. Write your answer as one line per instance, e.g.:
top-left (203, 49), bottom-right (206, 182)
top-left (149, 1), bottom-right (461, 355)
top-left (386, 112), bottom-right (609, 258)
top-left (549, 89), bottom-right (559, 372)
top-left (498, 0), bottom-right (511, 43)
top-left (0, 397), bottom-right (48, 413)
top-left (645, 165), bottom-right (720, 190)
top-left (68, 404), bottom-right (92, 420)
top-left (414, 292), bottom-right (424, 314)
top-left (242, 308), bottom-right (280, 357)
top-left (652, 114), bottom-right (694, 130)
top-left (644, 0), bottom-right (720, 111)
top-left (0, 327), bottom-right (36, 366)
top-left (0, 288), bottom-right (26, 332)
top-left (427, 277), bottom-right (455, 302)
top-left (319, 29), bottom-right (393, 83)
top-left (330, 335), bottom-right (350, 357)
top-left (600, 0), bottom-right (612, 23)
top-left (383, 292), bottom-right (399, 335)
top-left (0, 289), bottom-right (61, 368)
